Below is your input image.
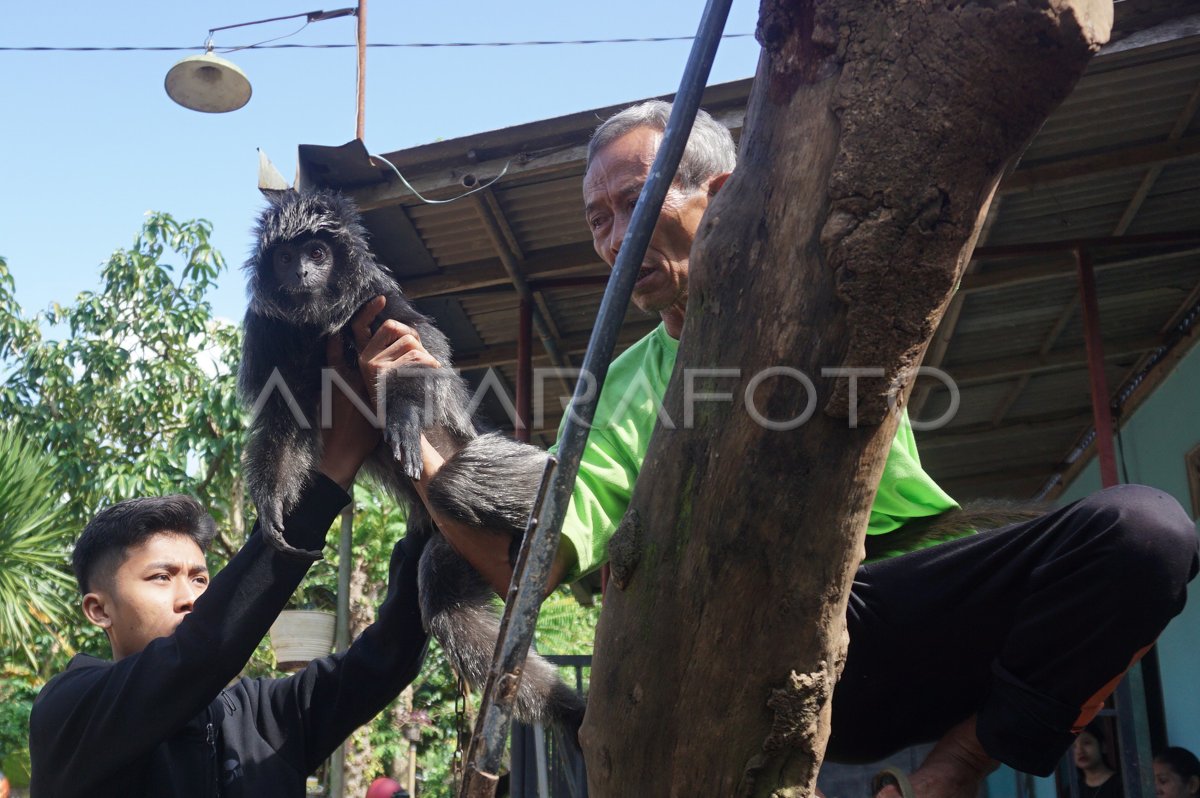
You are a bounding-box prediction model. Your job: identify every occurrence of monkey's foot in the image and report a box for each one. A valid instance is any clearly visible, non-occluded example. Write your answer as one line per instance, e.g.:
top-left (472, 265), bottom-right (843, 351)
top-left (384, 407), bottom-right (424, 480)
top-left (872, 718), bottom-right (997, 798)
top-left (386, 433), bottom-right (424, 480)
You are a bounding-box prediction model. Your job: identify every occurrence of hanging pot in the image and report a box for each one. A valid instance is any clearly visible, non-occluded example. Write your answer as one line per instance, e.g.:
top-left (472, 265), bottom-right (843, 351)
top-left (269, 609), bottom-right (336, 670)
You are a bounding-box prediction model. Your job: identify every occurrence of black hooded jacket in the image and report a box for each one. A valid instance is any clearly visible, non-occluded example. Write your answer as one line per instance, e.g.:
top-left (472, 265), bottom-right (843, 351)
top-left (30, 476), bottom-right (429, 797)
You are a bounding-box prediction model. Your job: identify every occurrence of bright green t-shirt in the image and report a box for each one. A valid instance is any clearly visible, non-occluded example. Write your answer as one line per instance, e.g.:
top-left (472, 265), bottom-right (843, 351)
top-left (551, 323), bottom-right (959, 581)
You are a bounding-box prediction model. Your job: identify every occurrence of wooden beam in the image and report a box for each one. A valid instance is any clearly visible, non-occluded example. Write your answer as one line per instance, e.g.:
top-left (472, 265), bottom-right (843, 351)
top-left (470, 191), bottom-right (574, 386)
top-left (958, 244), bottom-right (1200, 295)
top-left (478, 187), bottom-right (570, 357)
top-left (919, 412), bottom-right (1094, 450)
top-left (399, 241), bottom-right (602, 299)
top-left (454, 321), bottom-right (658, 370)
top-left (1162, 276), bottom-right (1200, 334)
top-left (947, 335), bottom-right (1159, 385)
top-left (357, 144), bottom-right (588, 212)
top-left (1115, 77), bottom-right (1200, 234)
top-left (358, 80), bottom-right (751, 176)
top-left (939, 466), bottom-right (1055, 496)
top-left (989, 296), bottom-right (1080, 425)
top-left (1000, 135), bottom-right (1200, 195)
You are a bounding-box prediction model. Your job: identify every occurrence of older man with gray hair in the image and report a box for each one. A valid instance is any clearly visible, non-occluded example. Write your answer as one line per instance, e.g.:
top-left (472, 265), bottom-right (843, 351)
top-left (357, 100), bottom-right (1199, 798)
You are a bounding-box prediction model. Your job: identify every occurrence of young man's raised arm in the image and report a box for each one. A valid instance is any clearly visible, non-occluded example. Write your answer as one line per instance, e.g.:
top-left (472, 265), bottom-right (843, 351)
top-left (238, 527), bottom-right (430, 772)
top-left (30, 336), bottom-right (378, 796)
top-left (29, 477), bottom-right (350, 794)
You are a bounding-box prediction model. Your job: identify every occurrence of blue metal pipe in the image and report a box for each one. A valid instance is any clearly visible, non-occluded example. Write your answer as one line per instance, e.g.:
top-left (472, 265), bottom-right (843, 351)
top-left (464, 0), bottom-right (736, 787)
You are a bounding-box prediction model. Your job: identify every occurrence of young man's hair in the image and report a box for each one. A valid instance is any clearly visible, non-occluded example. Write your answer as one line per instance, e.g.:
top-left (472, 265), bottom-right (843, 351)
top-left (587, 100), bottom-right (737, 193)
top-left (72, 495), bottom-right (216, 594)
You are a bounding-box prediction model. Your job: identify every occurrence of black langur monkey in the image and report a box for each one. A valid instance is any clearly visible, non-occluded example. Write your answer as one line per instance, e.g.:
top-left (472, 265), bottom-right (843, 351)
top-left (238, 189), bottom-right (582, 731)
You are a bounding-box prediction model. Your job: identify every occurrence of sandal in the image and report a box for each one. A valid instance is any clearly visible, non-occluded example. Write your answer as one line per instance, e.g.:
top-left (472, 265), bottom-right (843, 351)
top-left (871, 766), bottom-right (916, 798)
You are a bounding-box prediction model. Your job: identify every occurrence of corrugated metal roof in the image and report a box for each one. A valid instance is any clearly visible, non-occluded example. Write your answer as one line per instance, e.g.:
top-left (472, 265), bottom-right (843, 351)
top-left (303, 5), bottom-right (1200, 503)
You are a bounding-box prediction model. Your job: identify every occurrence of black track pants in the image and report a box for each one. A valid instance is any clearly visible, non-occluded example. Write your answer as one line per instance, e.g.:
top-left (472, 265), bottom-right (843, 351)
top-left (825, 484), bottom-right (1199, 776)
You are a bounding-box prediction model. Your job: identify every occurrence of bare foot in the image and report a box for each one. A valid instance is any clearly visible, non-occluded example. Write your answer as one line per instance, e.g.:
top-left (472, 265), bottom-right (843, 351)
top-left (874, 717), bottom-right (999, 798)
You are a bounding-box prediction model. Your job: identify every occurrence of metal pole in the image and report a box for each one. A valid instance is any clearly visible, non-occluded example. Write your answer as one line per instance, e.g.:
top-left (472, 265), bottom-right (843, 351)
top-left (407, 741), bottom-right (417, 796)
top-left (207, 7), bottom-right (356, 35)
top-left (330, 493), bottom-right (354, 798)
top-left (1074, 246), bottom-right (1119, 488)
top-left (458, 0), bottom-right (734, 793)
top-left (517, 298), bottom-right (533, 442)
top-left (356, 0), bottom-right (367, 141)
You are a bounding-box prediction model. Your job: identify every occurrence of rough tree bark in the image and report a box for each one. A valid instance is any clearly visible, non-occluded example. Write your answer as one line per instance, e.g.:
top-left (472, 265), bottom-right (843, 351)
top-left (582, 0), bottom-right (1111, 795)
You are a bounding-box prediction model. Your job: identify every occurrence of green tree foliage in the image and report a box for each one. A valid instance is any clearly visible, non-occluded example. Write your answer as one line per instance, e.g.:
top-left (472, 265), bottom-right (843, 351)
top-left (0, 221), bottom-right (249, 764)
top-left (536, 589), bottom-right (601, 663)
top-left (0, 215), bottom-right (244, 554)
top-left (0, 225), bottom-right (394, 780)
top-left (0, 427), bottom-right (76, 668)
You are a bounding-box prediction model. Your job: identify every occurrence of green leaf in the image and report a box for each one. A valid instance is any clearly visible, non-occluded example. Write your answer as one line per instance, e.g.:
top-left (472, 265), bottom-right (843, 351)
top-left (0, 426), bottom-right (75, 668)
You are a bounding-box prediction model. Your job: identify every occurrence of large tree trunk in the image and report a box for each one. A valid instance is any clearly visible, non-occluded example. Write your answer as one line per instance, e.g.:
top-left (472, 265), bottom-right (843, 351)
top-left (582, 0), bottom-right (1110, 795)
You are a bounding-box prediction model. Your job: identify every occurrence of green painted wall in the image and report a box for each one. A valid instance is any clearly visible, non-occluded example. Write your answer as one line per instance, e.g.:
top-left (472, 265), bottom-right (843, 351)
top-left (987, 339), bottom-right (1200, 798)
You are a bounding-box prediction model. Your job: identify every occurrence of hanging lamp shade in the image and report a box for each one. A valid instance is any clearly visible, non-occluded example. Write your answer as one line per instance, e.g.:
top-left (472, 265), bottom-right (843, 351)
top-left (164, 51), bottom-right (252, 113)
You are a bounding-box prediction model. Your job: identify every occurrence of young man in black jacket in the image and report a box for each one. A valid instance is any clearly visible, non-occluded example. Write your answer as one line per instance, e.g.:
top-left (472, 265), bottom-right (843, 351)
top-left (29, 337), bottom-right (430, 797)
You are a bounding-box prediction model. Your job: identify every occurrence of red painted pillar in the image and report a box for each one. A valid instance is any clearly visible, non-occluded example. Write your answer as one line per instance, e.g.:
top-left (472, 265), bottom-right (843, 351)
top-left (1075, 246), bottom-right (1119, 487)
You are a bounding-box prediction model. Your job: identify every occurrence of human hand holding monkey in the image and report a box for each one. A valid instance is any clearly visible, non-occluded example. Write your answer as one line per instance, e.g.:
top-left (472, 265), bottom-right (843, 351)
top-left (350, 297), bottom-right (526, 595)
top-left (351, 295), bottom-right (442, 403)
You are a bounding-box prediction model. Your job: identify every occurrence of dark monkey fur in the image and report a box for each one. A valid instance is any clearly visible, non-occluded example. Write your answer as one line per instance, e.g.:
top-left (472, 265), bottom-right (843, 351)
top-left (238, 189), bottom-right (582, 731)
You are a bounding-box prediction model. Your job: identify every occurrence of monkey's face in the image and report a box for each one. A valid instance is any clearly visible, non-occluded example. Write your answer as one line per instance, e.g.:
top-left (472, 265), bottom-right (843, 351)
top-left (247, 189), bottom-right (385, 330)
top-left (270, 235), bottom-right (337, 297)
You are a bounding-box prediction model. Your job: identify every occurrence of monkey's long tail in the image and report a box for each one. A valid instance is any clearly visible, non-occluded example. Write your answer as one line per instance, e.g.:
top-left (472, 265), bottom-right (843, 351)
top-left (418, 532), bottom-right (587, 734)
top-left (864, 498), bottom-right (1051, 560)
top-left (425, 431), bottom-right (550, 534)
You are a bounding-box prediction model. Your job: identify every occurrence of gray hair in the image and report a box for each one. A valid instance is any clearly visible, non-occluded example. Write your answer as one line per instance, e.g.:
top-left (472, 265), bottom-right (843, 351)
top-left (587, 100), bottom-right (736, 192)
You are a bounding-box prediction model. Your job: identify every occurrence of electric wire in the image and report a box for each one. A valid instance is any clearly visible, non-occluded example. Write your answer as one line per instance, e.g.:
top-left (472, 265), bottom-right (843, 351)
top-left (372, 153), bottom-right (513, 205)
top-left (214, 21), bottom-right (312, 55)
top-left (0, 34), bottom-right (754, 53)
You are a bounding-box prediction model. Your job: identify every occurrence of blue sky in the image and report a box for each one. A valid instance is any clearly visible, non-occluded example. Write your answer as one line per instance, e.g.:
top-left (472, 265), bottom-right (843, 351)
top-left (1, 1), bottom-right (762, 323)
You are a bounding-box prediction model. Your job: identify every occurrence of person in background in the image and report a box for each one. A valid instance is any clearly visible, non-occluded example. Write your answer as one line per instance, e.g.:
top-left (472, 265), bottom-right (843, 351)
top-left (1155, 747), bottom-right (1200, 798)
top-left (1073, 721), bottom-right (1123, 798)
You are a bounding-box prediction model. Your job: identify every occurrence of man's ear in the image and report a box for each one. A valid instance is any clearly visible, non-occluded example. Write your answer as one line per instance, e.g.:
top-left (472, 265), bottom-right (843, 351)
top-left (82, 591), bottom-right (113, 631)
top-left (1187, 775), bottom-right (1199, 796)
top-left (707, 171), bottom-right (733, 197)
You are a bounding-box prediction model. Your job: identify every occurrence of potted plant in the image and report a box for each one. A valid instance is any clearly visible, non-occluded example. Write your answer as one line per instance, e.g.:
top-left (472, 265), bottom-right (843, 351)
top-left (269, 585), bottom-right (336, 671)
